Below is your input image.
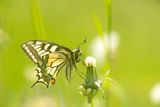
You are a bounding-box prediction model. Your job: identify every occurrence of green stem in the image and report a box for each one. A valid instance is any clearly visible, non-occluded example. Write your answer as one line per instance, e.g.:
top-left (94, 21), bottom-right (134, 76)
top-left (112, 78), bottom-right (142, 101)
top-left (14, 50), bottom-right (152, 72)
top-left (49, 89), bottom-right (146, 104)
top-left (94, 15), bottom-right (103, 36)
top-left (105, 0), bottom-right (112, 107)
top-left (29, 0), bottom-right (46, 39)
top-left (106, 0), bottom-right (112, 35)
top-left (90, 100), bottom-right (94, 107)
top-left (106, 0), bottom-right (112, 72)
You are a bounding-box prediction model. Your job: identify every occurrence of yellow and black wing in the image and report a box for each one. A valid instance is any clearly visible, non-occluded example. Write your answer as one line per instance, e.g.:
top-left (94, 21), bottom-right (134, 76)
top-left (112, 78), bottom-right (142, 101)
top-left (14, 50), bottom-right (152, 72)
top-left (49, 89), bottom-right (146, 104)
top-left (22, 40), bottom-right (76, 87)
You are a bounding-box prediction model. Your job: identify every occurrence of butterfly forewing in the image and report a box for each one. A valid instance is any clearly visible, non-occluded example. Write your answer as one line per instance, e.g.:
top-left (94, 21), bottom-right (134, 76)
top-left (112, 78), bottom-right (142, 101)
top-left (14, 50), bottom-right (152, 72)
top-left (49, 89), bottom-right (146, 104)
top-left (23, 41), bottom-right (56, 59)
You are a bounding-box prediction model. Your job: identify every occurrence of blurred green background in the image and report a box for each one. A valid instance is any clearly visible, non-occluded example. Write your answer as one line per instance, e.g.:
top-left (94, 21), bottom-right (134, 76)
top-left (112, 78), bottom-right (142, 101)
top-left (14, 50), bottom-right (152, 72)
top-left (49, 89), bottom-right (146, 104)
top-left (0, 0), bottom-right (160, 107)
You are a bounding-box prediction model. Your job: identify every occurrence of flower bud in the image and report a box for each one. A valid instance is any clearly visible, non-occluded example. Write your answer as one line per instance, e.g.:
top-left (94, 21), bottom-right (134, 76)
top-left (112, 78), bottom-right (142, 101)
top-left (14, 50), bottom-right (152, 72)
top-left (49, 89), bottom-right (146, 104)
top-left (85, 56), bottom-right (96, 67)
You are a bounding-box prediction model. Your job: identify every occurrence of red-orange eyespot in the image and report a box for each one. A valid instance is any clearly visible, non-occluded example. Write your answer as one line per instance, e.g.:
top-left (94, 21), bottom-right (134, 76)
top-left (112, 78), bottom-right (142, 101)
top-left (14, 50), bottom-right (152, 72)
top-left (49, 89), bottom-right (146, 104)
top-left (50, 79), bottom-right (56, 85)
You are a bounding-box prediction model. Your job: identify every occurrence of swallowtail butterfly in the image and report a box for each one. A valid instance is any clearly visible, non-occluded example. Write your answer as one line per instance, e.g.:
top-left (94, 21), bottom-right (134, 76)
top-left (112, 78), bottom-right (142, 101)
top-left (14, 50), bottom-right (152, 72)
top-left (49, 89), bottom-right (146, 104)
top-left (22, 40), bottom-right (86, 88)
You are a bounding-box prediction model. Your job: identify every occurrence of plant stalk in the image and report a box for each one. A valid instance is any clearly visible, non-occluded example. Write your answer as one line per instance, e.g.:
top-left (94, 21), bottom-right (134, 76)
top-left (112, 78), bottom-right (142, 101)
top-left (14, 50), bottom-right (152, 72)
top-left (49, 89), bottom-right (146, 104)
top-left (29, 0), bottom-right (46, 39)
top-left (90, 100), bottom-right (94, 107)
top-left (106, 0), bottom-right (112, 107)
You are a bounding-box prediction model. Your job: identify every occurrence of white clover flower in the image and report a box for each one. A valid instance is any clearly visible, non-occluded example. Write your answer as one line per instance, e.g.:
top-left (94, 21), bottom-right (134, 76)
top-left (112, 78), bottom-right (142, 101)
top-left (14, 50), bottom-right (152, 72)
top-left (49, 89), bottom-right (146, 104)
top-left (91, 33), bottom-right (109, 64)
top-left (150, 83), bottom-right (160, 105)
top-left (85, 56), bottom-right (96, 67)
top-left (110, 32), bottom-right (119, 59)
top-left (90, 32), bottom-right (119, 64)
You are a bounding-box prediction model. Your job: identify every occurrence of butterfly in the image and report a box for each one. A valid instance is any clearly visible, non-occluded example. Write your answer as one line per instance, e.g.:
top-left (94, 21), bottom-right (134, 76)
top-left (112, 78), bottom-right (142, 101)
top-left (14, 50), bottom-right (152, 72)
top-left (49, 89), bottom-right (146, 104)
top-left (22, 39), bottom-right (86, 88)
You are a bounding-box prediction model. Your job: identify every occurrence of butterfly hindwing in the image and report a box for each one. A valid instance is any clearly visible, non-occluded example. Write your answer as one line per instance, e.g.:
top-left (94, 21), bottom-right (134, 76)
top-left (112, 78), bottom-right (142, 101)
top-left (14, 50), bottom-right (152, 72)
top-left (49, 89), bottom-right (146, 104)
top-left (31, 53), bottom-right (68, 87)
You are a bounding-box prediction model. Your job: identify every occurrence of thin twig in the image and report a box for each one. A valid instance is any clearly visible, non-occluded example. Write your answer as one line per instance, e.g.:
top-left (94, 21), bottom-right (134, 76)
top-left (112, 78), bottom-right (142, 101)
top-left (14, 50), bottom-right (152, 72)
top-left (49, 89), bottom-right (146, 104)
top-left (90, 100), bottom-right (94, 107)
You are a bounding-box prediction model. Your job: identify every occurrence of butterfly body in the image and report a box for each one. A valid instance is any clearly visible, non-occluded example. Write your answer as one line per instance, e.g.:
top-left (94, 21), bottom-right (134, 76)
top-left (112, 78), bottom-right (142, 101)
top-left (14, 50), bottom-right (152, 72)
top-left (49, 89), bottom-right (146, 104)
top-left (22, 40), bottom-right (82, 87)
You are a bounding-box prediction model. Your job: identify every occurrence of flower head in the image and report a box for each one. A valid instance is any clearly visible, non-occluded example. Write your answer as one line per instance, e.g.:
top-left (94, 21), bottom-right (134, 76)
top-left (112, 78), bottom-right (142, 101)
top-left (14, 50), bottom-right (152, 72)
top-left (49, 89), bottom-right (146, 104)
top-left (85, 56), bottom-right (96, 67)
top-left (150, 83), bottom-right (160, 105)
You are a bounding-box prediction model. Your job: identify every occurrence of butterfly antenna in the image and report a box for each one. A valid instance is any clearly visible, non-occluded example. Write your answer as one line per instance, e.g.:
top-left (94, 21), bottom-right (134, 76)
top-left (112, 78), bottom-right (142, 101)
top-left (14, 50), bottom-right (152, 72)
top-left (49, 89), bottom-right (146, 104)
top-left (78, 37), bottom-right (87, 48)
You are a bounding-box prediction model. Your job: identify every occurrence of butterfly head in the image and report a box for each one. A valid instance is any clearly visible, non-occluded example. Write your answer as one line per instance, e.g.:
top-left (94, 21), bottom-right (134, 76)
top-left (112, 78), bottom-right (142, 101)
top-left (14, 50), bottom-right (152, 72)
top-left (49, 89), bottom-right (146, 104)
top-left (73, 38), bottom-right (87, 63)
top-left (73, 48), bottom-right (82, 63)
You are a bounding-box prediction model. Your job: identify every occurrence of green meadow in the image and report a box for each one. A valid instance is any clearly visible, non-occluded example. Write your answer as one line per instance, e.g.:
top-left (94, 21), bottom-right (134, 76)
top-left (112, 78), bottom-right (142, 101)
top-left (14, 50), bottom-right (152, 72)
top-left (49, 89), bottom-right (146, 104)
top-left (0, 0), bottom-right (160, 107)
